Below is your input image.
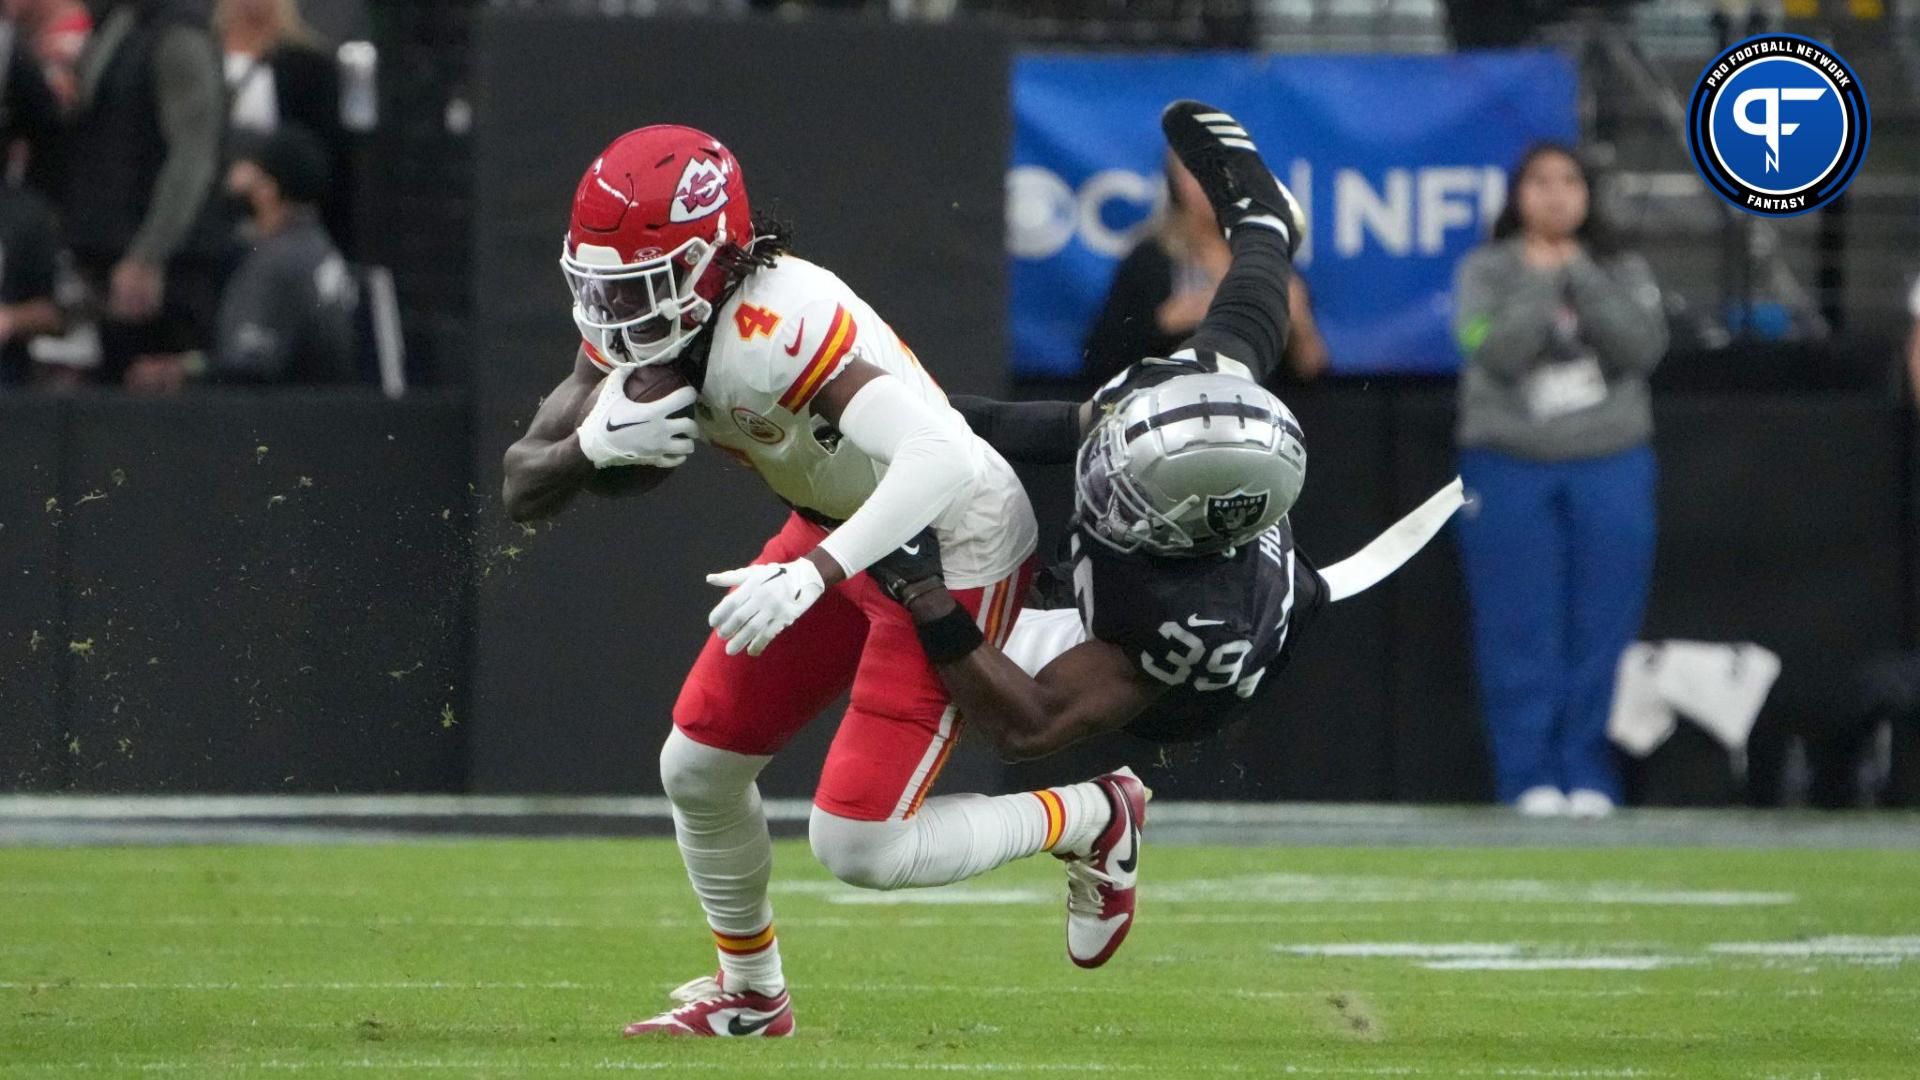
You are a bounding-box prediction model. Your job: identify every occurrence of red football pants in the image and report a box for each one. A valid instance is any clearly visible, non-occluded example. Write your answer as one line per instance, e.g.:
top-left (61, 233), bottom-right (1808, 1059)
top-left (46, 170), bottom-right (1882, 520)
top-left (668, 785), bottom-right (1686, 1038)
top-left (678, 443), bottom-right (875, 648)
top-left (673, 513), bottom-right (1031, 821)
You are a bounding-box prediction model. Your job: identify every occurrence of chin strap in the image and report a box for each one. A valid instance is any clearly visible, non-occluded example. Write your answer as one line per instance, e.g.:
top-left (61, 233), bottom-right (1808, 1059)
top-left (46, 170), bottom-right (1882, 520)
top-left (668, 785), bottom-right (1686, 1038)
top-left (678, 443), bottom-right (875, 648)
top-left (1317, 477), bottom-right (1467, 603)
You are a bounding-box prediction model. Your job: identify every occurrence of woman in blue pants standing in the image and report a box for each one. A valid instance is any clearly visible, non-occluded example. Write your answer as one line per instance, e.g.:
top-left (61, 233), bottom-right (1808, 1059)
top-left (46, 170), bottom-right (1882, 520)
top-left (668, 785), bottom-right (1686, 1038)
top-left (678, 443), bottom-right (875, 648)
top-left (1453, 144), bottom-right (1667, 818)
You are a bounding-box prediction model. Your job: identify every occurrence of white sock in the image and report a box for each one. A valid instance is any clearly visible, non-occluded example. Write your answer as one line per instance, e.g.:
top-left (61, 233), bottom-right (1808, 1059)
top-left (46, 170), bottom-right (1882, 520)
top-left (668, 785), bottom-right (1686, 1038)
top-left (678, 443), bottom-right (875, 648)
top-left (808, 782), bottom-right (1114, 891)
top-left (1038, 781), bottom-right (1112, 858)
top-left (659, 728), bottom-right (785, 996)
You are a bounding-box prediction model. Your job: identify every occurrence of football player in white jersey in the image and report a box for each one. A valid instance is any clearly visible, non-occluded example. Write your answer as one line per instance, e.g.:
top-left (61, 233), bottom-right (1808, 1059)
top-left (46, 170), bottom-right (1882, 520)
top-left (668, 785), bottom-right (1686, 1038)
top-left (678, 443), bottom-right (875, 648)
top-left (501, 125), bottom-right (1146, 1038)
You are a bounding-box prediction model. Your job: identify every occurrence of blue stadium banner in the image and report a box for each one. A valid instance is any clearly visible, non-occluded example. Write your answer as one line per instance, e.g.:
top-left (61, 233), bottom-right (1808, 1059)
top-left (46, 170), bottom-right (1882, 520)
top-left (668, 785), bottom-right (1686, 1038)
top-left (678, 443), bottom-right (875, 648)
top-left (1008, 51), bottom-right (1578, 378)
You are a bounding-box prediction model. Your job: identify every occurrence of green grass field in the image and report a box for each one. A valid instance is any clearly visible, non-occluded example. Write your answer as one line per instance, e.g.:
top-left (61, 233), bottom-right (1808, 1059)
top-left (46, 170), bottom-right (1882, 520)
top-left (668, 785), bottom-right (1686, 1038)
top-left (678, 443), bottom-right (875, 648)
top-left (3, 839), bottom-right (1917, 1078)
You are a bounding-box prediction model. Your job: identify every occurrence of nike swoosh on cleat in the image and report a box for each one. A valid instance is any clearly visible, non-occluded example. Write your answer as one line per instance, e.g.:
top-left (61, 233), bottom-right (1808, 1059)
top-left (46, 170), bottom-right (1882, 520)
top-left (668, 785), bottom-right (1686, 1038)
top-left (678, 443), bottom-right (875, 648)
top-left (1115, 798), bottom-right (1139, 875)
top-left (727, 1008), bottom-right (784, 1036)
top-left (783, 319), bottom-right (807, 356)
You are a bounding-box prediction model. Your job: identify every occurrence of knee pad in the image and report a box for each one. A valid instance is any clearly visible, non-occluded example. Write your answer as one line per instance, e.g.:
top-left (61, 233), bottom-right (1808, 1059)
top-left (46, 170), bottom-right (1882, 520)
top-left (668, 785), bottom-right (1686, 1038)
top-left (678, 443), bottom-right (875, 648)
top-left (659, 727), bottom-right (765, 811)
top-left (809, 808), bottom-right (911, 891)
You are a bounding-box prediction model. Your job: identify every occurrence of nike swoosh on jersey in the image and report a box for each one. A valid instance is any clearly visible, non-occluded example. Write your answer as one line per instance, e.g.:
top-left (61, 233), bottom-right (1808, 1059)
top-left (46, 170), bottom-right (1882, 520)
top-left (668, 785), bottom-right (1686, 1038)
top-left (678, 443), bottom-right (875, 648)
top-left (1185, 615), bottom-right (1227, 627)
top-left (782, 319), bottom-right (806, 357)
top-left (901, 543), bottom-right (920, 555)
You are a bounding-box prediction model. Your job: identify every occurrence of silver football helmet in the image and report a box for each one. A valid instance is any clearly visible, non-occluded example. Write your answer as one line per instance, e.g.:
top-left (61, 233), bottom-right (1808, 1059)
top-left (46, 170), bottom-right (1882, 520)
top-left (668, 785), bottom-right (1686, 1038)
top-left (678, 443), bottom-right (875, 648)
top-left (1075, 372), bottom-right (1306, 557)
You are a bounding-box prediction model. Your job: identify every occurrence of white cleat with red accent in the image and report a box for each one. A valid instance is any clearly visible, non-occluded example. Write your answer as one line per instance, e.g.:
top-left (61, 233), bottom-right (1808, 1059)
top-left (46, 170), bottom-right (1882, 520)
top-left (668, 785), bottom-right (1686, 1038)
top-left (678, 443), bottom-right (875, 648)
top-left (622, 973), bottom-right (794, 1038)
top-left (1063, 765), bottom-right (1151, 969)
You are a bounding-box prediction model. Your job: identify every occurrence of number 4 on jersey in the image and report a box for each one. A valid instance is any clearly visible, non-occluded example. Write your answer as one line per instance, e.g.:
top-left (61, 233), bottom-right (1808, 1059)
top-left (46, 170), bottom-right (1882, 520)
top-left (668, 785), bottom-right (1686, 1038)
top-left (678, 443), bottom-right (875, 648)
top-left (733, 303), bottom-right (780, 341)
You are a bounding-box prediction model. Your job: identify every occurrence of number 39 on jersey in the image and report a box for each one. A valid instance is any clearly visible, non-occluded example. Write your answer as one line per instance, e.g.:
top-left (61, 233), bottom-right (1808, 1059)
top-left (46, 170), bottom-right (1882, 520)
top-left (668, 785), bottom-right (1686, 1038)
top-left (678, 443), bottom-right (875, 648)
top-left (1140, 619), bottom-right (1266, 699)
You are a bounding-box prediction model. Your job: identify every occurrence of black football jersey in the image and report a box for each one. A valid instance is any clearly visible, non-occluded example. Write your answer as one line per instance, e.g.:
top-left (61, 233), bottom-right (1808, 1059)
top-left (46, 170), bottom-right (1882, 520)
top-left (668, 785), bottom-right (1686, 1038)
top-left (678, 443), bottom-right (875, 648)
top-left (1054, 518), bottom-right (1326, 743)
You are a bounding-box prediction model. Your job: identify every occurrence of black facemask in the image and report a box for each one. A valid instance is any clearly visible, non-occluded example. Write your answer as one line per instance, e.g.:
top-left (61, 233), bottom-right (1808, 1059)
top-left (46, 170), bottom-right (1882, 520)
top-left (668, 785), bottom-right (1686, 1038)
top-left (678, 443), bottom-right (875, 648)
top-left (224, 191), bottom-right (258, 226)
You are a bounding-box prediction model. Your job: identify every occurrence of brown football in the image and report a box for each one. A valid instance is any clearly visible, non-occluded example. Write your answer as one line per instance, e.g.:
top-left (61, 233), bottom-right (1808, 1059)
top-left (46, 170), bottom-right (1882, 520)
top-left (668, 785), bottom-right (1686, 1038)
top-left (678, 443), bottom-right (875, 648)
top-left (623, 362), bottom-right (691, 410)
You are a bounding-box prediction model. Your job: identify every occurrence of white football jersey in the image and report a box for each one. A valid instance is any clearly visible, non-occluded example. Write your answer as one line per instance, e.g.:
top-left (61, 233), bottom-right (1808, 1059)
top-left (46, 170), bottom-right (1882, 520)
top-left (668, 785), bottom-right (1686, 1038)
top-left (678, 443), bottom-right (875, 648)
top-left (587, 256), bottom-right (1035, 588)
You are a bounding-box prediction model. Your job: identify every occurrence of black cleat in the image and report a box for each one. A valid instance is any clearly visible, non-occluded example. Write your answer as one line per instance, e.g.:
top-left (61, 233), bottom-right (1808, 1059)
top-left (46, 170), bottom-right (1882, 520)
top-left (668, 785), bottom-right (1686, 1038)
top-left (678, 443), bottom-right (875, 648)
top-left (1160, 100), bottom-right (1303, 255)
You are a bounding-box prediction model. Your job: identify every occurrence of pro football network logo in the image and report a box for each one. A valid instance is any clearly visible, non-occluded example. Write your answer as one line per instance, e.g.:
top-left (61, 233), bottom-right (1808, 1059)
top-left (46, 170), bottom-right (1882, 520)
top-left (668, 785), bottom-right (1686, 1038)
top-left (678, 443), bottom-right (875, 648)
top-left (1687, 34), bottom-right (1869, 217)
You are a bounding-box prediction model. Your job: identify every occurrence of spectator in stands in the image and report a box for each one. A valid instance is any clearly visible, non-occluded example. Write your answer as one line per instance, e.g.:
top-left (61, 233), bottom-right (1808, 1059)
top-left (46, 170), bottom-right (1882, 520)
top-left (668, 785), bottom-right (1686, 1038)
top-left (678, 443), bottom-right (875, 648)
top-left (0, 4), bottom-right (67, 184)
top-left (215, 0), bottom-right (348, 245)
top-left (5, 0), bottom-right (89, 107)
top-left (0, 175), bottom-right (64, 385)
top-left (211, 123), bottom-right (355, 384)
top-left (1084, 150), bottom-right (1328, 387)
top-left (62, 0), bottom-right (226, 392)
top-left (1452, 143), bottom-right (1667, 819)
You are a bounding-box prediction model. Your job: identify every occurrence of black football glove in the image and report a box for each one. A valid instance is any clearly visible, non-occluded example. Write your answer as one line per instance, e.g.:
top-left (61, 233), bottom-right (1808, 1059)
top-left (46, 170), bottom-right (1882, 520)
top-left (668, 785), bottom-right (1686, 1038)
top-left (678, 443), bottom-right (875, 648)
top-left (868, 526), bottom-right (945, 605)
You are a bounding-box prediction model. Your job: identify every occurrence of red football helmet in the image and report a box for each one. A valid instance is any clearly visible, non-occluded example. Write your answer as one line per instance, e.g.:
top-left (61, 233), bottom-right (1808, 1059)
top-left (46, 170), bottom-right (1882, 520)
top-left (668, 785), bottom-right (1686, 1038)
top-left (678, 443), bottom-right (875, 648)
top-left (562, 125), bottom-right (752, 366)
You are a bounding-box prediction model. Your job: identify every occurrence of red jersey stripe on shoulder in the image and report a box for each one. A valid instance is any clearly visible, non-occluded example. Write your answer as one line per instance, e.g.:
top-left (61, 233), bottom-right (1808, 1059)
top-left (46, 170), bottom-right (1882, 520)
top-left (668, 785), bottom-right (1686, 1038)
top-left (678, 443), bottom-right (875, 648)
top-left (777, 306), bottom-right (857, 412)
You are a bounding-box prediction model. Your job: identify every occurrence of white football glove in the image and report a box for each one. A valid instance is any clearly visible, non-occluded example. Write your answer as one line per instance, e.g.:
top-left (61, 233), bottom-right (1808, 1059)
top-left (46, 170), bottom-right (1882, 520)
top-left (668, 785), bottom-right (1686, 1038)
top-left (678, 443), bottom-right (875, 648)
top-left (706, 558), bottom-right (827, 657)
top-left (575, 364), bottom-right (700, 469)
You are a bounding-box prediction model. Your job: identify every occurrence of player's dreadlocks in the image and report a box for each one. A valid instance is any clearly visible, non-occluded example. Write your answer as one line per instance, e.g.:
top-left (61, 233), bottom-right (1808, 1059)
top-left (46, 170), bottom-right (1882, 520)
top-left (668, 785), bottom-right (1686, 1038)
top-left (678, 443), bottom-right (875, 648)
top-left (674, 211), bottom-right (796, 391)
top-left (715, 210), bottom-right (795, 290)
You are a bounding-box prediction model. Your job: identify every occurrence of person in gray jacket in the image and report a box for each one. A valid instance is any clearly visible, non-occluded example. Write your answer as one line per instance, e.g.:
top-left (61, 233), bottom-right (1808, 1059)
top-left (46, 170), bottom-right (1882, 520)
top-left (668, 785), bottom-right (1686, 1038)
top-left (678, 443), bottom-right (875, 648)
top-left (1452, 143), bottom-right (1667, 819)
top-left (212, 123), bottom-right (356, 384)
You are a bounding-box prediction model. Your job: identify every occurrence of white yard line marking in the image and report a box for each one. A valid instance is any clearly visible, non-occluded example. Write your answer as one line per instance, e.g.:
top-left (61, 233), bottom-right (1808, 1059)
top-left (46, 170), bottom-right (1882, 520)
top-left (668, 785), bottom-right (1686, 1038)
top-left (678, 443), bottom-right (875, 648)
top-left (1421, 957), bottom-right (1689, 972)
top-left (1708, 936), bottom-right (1920, 958)
top-left (1277, 937), bottom-right (1919, 972)
top-left (1278, 943), bottom-right (1524, 958)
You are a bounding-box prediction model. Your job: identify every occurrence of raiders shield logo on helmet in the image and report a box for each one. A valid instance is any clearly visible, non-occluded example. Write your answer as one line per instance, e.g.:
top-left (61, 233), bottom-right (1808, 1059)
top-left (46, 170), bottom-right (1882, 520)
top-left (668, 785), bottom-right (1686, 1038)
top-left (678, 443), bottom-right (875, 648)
top-left (1205, 491), bottom-right (1271, 536)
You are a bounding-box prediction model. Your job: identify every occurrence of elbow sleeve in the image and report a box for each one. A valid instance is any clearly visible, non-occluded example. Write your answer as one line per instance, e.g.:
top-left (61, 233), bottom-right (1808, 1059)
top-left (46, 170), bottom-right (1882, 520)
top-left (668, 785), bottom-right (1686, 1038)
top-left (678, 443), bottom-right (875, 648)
top-left (816, 376), bottom-right (973, 577)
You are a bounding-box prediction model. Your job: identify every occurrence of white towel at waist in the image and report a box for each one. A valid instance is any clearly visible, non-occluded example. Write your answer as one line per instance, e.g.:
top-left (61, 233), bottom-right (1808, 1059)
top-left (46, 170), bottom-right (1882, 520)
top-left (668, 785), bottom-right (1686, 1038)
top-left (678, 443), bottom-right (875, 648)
top-left (1608, 640), bottom-right (1782, 757)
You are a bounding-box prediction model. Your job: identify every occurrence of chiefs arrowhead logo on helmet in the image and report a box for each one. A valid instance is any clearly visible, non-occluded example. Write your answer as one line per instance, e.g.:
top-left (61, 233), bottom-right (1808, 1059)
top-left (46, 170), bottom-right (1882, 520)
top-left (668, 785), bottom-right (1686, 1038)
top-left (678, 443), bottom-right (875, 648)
top-left (671, 157), bottom-right (731, 223)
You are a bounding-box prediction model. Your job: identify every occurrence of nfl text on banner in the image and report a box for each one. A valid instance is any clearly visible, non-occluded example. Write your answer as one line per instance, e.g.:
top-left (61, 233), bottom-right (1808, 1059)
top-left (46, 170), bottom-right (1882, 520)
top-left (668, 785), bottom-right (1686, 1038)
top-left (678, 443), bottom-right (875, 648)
top-left (1007, 52), bottom-right (1577, 378)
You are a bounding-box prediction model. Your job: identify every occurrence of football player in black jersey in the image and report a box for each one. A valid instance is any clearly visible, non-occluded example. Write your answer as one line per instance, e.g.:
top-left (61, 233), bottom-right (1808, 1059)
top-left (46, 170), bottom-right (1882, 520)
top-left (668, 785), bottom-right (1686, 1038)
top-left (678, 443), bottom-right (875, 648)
top-left (867, 100), bottom-right (1321, 747)
top-left (868, 101), bottom-right (1461, 969)
top-left (871, 101), bottom-right (1461, 763)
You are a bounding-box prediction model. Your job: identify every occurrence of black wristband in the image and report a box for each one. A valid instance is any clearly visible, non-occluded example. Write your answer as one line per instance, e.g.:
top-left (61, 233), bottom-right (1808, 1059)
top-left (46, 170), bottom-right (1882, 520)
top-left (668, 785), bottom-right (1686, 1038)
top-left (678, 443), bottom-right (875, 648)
top-left (914, 604), bottom-right (985, 665)
top-left (893, 577), bottom-right (945, 607)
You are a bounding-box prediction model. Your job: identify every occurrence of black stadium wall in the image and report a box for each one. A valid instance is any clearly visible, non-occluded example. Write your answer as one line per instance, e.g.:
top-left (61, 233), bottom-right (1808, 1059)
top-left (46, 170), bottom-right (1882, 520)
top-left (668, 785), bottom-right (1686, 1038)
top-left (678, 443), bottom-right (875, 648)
top-left (1, 14), bottom-right (1914, 801)
top-left (0, 393), bottom-right (472, 793)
